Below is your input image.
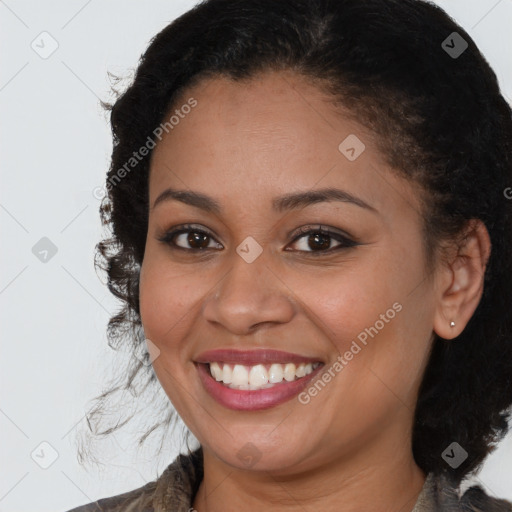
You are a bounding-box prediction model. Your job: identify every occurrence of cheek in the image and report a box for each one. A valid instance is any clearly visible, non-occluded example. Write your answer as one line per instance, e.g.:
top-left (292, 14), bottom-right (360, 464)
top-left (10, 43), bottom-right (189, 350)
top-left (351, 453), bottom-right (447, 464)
top-left (287, 263), bottom-right (397, 349)
top-left (289, 253), bottom-right (428, 386)
top-left (139, 254), bottom-right (205, 350)
top-left (138, 257), bottom-right (205, 409)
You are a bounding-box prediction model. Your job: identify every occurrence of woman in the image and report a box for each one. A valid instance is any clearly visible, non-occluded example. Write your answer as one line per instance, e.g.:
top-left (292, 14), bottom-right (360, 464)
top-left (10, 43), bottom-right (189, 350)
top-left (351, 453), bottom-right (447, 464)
top-left (67, 0), bottom-right (512, 510)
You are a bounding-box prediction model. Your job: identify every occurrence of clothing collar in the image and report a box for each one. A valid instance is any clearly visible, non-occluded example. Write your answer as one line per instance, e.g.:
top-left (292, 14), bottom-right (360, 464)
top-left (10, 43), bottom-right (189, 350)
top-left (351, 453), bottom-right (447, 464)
top-left (153, 447), bottom-right (462, 511)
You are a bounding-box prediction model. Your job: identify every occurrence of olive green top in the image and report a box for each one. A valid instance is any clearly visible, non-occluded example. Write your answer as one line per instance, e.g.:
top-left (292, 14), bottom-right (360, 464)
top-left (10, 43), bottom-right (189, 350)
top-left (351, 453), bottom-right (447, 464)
top-left (66, 447), bottom-right (512, 511)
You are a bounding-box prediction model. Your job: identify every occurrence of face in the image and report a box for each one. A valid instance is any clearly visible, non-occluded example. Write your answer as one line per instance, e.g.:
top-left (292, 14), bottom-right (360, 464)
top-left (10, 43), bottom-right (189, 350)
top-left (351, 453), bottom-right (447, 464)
top-left (139, 70), bottom-right (437, 475)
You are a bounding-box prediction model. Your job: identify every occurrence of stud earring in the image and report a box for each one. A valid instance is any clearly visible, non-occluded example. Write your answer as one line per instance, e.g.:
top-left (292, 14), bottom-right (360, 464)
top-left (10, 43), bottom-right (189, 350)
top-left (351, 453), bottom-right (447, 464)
top-left (450, 321), bottom-right (456, 327)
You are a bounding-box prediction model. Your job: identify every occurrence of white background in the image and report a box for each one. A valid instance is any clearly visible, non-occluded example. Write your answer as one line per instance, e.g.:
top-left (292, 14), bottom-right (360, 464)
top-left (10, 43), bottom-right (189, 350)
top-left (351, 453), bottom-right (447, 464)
top-left (1, 1), bottom-right (511, 510)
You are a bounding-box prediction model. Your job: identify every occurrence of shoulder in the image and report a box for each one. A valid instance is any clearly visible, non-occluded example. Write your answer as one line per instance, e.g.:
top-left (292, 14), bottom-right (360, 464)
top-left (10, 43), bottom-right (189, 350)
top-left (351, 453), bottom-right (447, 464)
top-left (64, 479), bottom-right (158, 512)
top-left (415, 472), bottom-right (512, 512)
top-left (64, 448), bottom-right (203, 512)
top-left (459, 483), bottom-right (512, 512)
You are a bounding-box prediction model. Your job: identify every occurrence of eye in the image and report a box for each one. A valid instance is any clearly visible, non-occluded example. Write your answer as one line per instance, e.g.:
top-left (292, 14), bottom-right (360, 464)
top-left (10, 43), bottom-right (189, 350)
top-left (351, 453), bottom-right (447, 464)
top-left (157, 224), bottom-right (223, 251)
top-left (157, 224), bottom-right (358, 255)
top-left (286, 225), bottom-right (358, 255)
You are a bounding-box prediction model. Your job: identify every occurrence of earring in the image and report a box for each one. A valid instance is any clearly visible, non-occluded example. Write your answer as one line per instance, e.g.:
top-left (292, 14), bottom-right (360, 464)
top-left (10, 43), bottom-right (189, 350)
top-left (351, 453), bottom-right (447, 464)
top-left (450, 321), bottom-right (456, 327)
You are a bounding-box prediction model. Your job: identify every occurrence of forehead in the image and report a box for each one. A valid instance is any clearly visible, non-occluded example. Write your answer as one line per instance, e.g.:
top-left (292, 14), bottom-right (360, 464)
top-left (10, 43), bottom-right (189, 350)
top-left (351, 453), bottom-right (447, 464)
top-left (148, 70), bottom-right (422, 221)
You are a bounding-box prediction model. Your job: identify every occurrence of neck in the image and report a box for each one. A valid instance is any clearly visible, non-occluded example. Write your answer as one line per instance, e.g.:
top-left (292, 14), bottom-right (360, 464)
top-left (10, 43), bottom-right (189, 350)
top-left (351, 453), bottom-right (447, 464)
top-left (192, 432), bottom-right (426, 512)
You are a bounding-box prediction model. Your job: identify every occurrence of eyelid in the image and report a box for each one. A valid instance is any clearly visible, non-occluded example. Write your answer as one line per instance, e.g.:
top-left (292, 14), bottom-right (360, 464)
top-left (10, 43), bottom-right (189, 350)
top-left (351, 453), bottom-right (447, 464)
top-left (286, 225), bottom-right (358, 254)
top-left (157, 223), bottom-right (222, 250)
top-left (157, 223), bottom-right (358, 254)
top-left (289, 224), bottom-right (356, 242)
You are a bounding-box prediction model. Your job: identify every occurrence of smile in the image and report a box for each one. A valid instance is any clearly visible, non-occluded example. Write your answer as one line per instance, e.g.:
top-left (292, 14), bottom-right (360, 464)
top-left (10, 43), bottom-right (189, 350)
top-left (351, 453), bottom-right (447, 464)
top-left (194, 349), bottom-right (325, 411)
top-left (208, 361), bottom-right (321, 390)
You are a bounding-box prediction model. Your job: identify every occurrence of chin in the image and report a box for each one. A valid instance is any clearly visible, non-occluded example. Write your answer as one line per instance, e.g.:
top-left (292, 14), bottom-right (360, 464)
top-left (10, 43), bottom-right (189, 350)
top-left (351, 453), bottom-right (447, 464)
top-left (204, 431), bottom-right (315, 473)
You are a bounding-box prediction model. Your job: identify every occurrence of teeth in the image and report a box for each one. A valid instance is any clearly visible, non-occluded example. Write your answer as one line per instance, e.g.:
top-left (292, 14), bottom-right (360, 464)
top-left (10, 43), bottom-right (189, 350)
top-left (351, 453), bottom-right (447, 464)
top-left (207, 361), bottom-right (321, 390)
top-left (268, 363), bottom-right (284, 383)
top-left (222, 363), bottom-right (233, 384)
top-left (283, 363), bottom-right (296, 382)
top-left (295, 364), bottom-right (306, 378)
top-left (231, 364), bottom-right (249, 386)
top-left (210, 362), bottom-right (223, 381)
top-left (249, 364), bottom-right (268, 387)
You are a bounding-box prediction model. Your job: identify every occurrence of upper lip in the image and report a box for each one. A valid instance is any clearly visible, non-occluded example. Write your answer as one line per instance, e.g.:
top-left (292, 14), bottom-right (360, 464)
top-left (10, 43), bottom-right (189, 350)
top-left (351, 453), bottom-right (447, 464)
top-left (194, 348), bottom-right (323, 366)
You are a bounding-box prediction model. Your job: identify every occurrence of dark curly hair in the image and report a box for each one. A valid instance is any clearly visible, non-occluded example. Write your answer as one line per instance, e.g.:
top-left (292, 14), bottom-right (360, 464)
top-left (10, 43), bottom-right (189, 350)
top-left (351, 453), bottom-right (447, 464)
top-left (78, 0), bottom-right (512, 486)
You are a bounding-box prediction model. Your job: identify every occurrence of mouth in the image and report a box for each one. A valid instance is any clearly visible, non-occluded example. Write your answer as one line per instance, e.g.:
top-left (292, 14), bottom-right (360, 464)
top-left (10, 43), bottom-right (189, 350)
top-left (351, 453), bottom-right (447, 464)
top-left (194, 349), bottom-right (325, 411)
top-left (205, 361), bottom-right (322, 389)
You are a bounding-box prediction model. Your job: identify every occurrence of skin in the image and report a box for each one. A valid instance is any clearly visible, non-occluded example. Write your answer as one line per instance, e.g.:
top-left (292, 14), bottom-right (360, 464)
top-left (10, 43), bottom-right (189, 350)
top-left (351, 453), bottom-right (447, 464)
top-left (139, 70), bottom-right (491, 512)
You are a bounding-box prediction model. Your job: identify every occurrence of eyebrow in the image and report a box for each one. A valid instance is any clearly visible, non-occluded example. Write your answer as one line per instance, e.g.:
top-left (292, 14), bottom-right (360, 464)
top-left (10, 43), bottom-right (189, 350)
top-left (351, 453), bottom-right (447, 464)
top-left (152, 186), bottom-right (377, 214)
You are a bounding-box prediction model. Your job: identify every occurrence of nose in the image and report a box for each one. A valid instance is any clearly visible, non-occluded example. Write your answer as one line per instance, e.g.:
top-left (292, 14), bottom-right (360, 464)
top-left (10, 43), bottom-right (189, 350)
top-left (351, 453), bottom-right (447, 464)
top-left (202, 251), bottom-right (296, 336)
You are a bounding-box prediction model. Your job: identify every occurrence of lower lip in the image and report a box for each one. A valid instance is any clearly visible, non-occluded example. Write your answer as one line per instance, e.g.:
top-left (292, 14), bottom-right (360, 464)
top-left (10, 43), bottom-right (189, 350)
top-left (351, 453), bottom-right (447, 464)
top-left (196, 362), bottom-right (324, 411)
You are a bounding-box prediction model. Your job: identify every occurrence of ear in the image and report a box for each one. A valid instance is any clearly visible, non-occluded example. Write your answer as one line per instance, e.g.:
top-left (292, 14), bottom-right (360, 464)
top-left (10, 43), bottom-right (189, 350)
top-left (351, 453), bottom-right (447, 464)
top-left (433, 219), bottom-right (491, 340)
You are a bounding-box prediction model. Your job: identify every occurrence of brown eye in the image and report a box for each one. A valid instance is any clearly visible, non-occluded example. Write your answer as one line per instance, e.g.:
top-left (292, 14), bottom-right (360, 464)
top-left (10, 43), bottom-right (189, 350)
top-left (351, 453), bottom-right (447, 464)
top-left (288, 226), bottom-right (358, 255)
top-left (157, 224), bottom-right (357, 255)
top-left (158, 225), bottom-right (223, 251)
top-left (303, 232), bottom-right (332, 251)
top-left (183, 231), bottom-right (210, 249)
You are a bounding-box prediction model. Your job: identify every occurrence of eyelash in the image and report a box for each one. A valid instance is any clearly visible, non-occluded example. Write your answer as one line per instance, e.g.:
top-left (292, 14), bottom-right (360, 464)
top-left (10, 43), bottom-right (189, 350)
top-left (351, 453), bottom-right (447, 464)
top-left (157, 223), bottom-right (358, 256)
